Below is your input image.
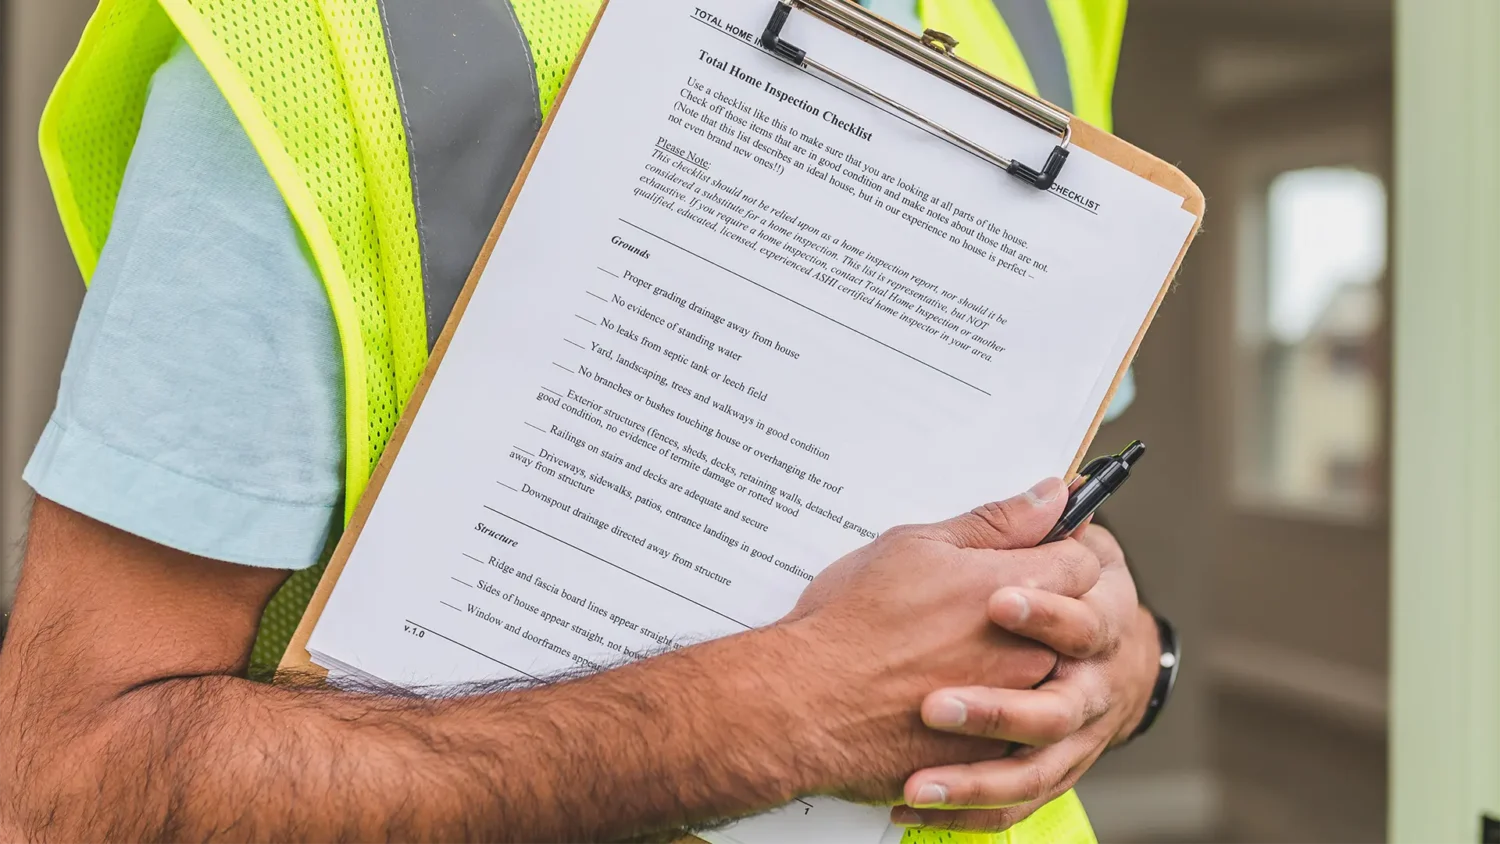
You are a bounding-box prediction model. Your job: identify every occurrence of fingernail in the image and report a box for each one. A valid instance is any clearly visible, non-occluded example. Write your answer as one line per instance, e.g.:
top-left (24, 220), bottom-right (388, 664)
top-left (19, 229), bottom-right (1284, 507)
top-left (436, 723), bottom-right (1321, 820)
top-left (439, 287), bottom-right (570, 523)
top-left (1004, 591), bottom-right (1030, 624)
top-left (1025, 477), bottom-right (1064, 506)
top-left (913, 783), bottom-right (948, 807)
top-left (927, 696), bottom-right (967, 728)
top-left (892, 806), bottom-right (923, 827)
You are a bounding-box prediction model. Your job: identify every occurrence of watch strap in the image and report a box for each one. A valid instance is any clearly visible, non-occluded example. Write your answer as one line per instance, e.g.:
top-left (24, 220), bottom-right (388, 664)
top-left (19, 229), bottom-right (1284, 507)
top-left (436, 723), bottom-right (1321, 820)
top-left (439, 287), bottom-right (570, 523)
top-left (1127, 612), bottom-right (1179, 742)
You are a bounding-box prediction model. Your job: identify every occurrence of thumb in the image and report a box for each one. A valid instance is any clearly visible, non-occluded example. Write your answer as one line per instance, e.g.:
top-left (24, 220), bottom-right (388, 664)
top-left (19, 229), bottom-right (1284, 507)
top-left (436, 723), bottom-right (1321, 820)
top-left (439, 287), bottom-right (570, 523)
top-left (927, 477), bottom-right (1068, 550)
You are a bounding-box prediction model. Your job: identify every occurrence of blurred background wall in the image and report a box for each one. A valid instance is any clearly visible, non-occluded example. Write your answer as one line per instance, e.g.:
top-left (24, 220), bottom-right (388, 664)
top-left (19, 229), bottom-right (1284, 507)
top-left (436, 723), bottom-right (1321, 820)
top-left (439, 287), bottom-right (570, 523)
top-left (1083, 1), bottom-right (1391, 841)
top-left (1, 0), bottom-right (93, 608)
top-left (0, 1), bottom-right (1394, 841)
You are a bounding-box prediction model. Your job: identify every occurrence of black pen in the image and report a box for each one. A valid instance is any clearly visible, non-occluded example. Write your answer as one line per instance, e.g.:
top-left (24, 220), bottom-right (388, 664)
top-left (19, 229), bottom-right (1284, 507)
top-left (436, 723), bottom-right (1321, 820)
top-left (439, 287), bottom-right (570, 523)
top-left (1042, 441), bottom-right (1146, 543)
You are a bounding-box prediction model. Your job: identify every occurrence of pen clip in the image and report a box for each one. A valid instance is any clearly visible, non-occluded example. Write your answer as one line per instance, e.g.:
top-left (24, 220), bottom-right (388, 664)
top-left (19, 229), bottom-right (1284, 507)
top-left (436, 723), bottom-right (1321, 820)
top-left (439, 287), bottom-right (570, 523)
top-left (1078, 455), bottom-right (1112, 479)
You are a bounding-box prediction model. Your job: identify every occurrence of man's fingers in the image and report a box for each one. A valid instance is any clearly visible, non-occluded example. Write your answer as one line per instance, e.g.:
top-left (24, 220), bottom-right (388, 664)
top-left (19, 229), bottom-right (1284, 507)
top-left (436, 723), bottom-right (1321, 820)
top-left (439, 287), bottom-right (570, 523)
top-left (921, 674), bottom-right (1109, 745)
top-left (1075, 523), bottom-right (1125, 572)
top-left (923, 478), bottom-right (1068, 550)
top-left (899, 736), bottom-right (1091, 812)
top-left (988, 588), bottom-right (1109, 659)
top-left (891, 801), bottom-right (1043, 833)
top-left (958, 538), bottom-right (1101, 599)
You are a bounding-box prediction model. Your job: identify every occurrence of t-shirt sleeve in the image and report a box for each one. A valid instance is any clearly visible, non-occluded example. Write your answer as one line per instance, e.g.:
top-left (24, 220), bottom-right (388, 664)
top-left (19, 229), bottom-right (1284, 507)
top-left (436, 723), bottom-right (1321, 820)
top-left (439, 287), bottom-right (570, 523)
top-left (24, 39), bottom-right (345, 570)
top-left (1102, 367), bottom-right (1135, 423)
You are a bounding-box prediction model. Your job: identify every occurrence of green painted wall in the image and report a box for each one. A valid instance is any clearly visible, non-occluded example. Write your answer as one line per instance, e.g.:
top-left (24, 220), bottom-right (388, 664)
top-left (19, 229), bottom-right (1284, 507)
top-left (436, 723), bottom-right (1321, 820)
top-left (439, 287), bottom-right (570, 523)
top-left (1391, 1), bottom-right (1500, 840)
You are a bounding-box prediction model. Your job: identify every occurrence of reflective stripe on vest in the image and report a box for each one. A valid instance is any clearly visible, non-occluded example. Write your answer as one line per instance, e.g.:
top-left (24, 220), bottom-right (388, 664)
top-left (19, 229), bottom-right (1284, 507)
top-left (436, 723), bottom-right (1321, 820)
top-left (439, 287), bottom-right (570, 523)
top-left (989, 0), bottom-right (1073, 110)
top-left (41, 3), bottom-right (1113, 842)
top-left (914, 0), bottom-right (1125, 130)
top-left (376, 0), bottom-right (603, 348)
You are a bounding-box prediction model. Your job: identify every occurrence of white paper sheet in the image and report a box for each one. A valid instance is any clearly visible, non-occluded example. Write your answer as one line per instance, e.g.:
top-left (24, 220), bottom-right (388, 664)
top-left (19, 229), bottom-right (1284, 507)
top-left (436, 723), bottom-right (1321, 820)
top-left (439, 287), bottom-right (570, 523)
top-left (308, 0), bottom-right (1196, 839)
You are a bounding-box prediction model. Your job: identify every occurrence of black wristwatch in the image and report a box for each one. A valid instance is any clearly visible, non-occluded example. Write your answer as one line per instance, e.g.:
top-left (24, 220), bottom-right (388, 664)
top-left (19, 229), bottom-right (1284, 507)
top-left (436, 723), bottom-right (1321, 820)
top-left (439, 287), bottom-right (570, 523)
top-left (1126, 612), bottom-right (1179, 742)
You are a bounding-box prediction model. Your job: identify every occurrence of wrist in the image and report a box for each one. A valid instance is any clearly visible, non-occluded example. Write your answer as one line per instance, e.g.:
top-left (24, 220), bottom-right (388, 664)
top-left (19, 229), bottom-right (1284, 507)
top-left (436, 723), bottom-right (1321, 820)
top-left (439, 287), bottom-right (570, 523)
top-left (762, 615), bottom-right (918, 798)
top-left (697, 623), bottom-right (844, 803)
top-left (1110, 605), bottom-right (1163, 747)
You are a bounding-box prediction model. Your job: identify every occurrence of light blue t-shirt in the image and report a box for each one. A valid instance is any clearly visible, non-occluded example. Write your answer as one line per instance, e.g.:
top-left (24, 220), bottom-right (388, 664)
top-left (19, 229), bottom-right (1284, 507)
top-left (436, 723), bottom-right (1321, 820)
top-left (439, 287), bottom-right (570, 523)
top-left (25, 40), bottom-right (343, 570)
top-left (24, 39), bottom-right (1133, 571)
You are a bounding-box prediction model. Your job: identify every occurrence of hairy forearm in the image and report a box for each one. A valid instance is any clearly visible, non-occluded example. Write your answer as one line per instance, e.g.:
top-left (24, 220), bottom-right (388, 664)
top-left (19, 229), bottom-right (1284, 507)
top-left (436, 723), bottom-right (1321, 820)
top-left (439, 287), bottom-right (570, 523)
top-left (7, 626), bottom-right (825, 843)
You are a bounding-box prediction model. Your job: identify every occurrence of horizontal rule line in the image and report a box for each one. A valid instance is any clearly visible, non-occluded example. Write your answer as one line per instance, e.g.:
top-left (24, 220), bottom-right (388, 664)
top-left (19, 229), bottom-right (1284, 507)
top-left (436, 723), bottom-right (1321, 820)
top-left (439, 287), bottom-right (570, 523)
top-left (482, 506), bottom-right (750, 630)
top-left (403, 619), bottom-right (539, 680)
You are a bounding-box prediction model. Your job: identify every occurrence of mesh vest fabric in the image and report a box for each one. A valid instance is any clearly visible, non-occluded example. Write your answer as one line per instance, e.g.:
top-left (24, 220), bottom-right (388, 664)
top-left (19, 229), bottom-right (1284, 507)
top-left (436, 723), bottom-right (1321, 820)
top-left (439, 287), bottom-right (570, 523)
top-left (42, 0), bottom-right (429, 512)
top-left (243, 0), bottom-right (601, 676)
top-left (38, 0), bottom-right (426, 671)
top-left (919, 0), bottom-right (1125, 131)
top-left (170, 0), bottom-right (435, 674)
top-left (39, 1), bottom-right (1108, 842)
top-left (511, 0), bottom-right (605, 115)
top-left (904, 790), bottom-right (1094, 844)
top-left (36, 0), bottom-right (605, 674)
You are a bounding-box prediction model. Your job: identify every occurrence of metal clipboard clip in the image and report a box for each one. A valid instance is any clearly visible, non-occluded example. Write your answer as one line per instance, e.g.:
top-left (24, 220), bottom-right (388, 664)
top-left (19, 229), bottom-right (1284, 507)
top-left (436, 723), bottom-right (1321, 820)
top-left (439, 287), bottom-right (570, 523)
top-left (759, 0), bottom-right (1072, 190)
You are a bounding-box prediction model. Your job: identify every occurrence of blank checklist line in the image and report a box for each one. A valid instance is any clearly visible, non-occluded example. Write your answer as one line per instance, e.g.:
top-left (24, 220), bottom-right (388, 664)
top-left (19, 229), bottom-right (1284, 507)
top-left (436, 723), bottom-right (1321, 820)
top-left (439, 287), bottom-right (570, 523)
top-left (540, 386), bottom-right (564, 399)
top-left (498, 481), bottom-right (520, 492)
top-left (597, 267), bottom-right (619, 278)
top-left (440, 601), bottom-right (463, 612)
top-left (483, 506), bottom-right (751, 630)
top-left (451, 577), bottom-right (474, 588)
top-left (565, 339), bottom-right (588, 351)
top-left (575, 314), bottom-right (598, 326)
top-left (553, 362), bottom-right (576, 375)
top-left (513, 447), bottom-right (536, 457)
top-left (525, 422), bottom-right (549, 434)
top-left (462, 553), bottom-right (487, 565)
top-left (587, 291), bottom-right (609, 303)
top-left (404, 620), bottom-right (538, 680)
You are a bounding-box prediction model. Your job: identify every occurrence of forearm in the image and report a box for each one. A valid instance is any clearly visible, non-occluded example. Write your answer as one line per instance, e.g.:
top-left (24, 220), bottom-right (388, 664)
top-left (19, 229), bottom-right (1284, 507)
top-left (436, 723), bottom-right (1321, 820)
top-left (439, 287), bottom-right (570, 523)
top-left (8, 626), bottom-right (821, 843)
top-left (6, 492), bottom-right (1087, 840)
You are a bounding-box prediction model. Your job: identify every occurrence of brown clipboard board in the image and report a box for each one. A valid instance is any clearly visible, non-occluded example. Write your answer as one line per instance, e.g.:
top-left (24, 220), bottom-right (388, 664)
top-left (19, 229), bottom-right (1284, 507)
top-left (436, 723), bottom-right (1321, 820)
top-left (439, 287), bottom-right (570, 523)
top-left (280, 0), bottom-right (1204, 679)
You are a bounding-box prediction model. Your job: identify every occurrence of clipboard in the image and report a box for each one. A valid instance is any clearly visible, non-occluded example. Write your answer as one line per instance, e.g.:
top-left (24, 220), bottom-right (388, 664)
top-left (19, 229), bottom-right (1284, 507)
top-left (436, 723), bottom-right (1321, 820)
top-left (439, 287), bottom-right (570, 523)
top-left (281, 0), bottom-right (1203, 680)
top-left (282, 0), bottom-right (1203, 676)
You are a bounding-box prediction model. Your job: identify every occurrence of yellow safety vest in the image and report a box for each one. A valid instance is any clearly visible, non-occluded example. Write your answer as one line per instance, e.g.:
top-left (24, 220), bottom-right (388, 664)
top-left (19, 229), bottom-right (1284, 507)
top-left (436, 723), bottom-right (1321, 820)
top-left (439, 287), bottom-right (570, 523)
top-left (40, 1), bottom-right (1124, 841)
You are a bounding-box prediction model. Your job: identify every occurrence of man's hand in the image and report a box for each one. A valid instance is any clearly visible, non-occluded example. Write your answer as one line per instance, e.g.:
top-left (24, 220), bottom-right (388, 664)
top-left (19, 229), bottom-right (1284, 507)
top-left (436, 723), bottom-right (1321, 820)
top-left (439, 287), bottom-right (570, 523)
top-left (780, 477), bottom-right (1106, 802)
top-left (888, 525), bottom-right (1162, 832)
top-left (0, 483), bottom-right (1104, 842)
